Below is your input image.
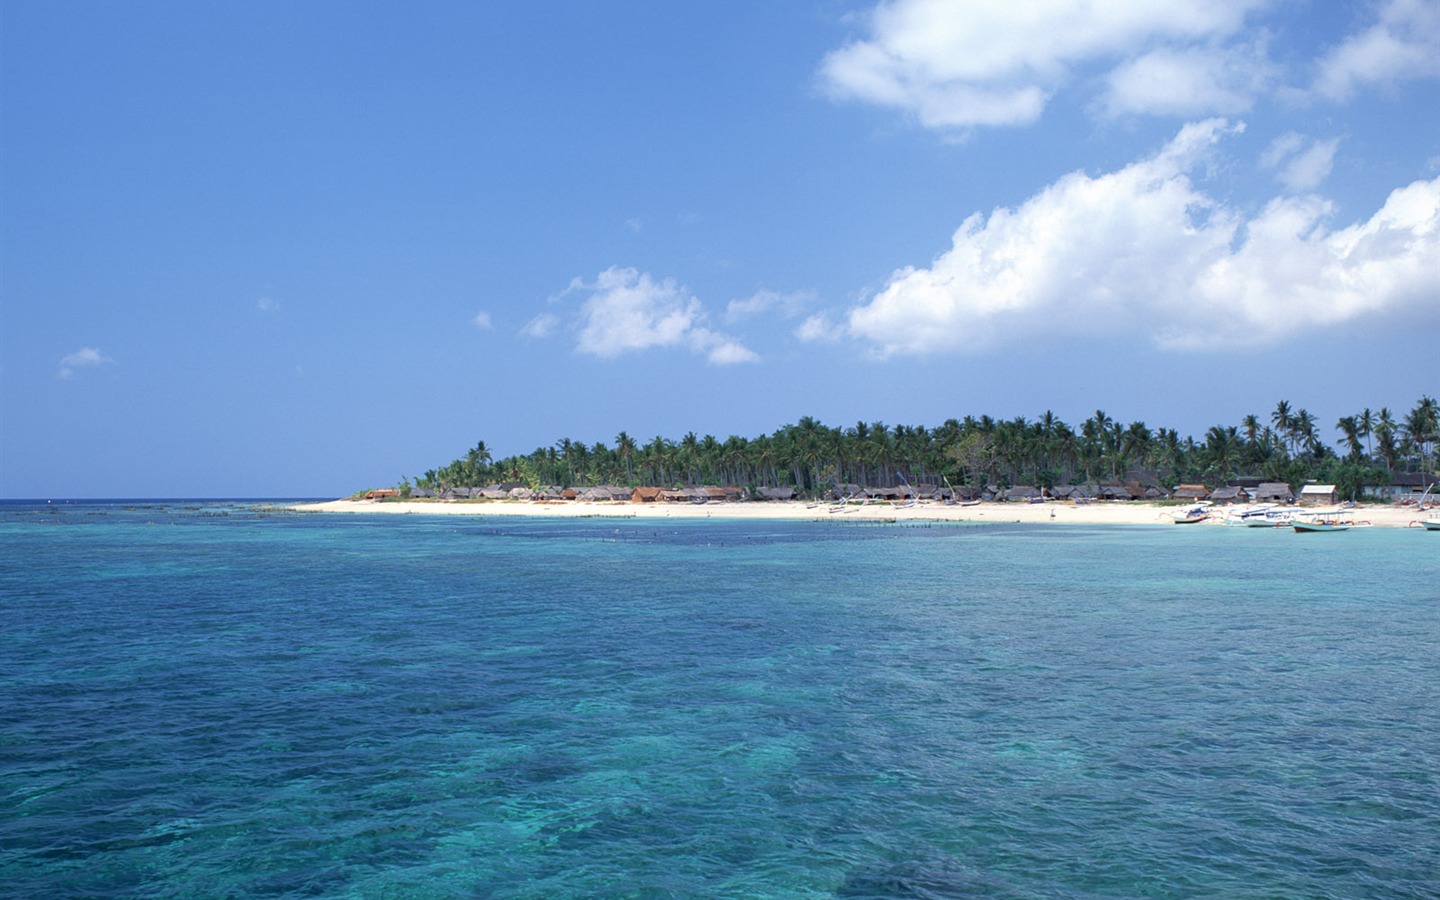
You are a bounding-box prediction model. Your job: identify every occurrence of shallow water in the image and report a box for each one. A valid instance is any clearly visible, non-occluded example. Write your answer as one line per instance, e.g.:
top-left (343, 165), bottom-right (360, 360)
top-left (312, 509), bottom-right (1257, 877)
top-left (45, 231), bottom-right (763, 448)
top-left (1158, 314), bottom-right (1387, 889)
top-left (2, 502), bottom-right (1437, 897)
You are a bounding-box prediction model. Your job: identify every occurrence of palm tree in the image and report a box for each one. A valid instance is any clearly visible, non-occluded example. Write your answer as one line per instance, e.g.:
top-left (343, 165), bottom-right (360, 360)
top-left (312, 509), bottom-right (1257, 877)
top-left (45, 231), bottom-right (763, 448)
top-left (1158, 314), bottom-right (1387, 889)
top-left (1241, 414), bottom-right (1261, 447)
top-left (1405, 395), bottom-right (1439, 470)
top-left (1335, 416), bottom-right (1362, 460)
top-left (1376, 408), bottom-right (1399, 471)
top-left (1204, 425), bottom-right (1240, 481)
top-left (1358, 408), bottom-right (1375, 460)
top-left (615, 431), bottom-right (637, 484)
top-left (1272, 400), bottom-right (1294, 456)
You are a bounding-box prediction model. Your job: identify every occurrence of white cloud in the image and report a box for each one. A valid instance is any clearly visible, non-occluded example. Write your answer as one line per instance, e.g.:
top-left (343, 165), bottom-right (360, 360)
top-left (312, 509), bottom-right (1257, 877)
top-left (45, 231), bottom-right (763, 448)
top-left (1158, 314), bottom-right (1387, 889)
top-left (820, 0), bottom-right (1268, 129)
top-left (58, 346), bottom-right (113, 379)
top-left (1101, 42), bottom-right (1271, 117)
top-left (725, 288), bottom-right (815, 323)
top-left (1311, 0), bottom-right (1440, 101)
top-left (472, 311), bottom-right (494, 330)
top-left (1261, 132), bottom-right (1340, 192)
top-left (256, 296), bottom-right (280, 312)
top-left (845, 119), bottom-right (1439, 355)
top-left (544, 267), bottom-right (758, 364)
top-left (520, 312), bottom-right (560, 339)
top-left (795, 313), bottom-right (846, 344)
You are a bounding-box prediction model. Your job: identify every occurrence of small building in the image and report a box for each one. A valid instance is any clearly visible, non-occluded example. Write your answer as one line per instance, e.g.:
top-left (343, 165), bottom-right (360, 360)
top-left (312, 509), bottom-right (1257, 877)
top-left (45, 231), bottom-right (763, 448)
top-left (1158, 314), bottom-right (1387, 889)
top-left (1096, 484), bottom-right (1133, 501)
top-left (631, 486), bottom-right (664, 503)
top-left (1208, 485), bottom-right (1249, 504)
top-left (1004, 485), bottom-right (1043, 502)
top-left (1051, 483), bottom-right (1098, 501)
top-left (1254, 482), bottom-right (1294, 503)
top-left (1298, 484), bottom-right (1338, 506)
top-left (364, 489), bottom-right (399, 500)
top-left (754, 486), bottom-right (796, 501)
top-left (1363, 472), bottom-right (1439, 502)
top-left (1172, 484), bottom-right (1209, 501)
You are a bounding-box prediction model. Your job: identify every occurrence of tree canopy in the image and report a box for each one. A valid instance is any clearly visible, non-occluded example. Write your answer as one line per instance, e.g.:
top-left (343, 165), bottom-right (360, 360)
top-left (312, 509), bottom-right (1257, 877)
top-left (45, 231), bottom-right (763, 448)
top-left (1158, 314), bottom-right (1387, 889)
top-left (408, 395), bottom-right (1438, 502)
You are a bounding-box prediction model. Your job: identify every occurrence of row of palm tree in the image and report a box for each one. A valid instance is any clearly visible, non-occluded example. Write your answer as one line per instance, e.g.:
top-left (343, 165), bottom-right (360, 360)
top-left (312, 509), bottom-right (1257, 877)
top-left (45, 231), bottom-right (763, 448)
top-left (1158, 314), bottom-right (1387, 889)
top-left (409, 396), bottom-right (1438, 499)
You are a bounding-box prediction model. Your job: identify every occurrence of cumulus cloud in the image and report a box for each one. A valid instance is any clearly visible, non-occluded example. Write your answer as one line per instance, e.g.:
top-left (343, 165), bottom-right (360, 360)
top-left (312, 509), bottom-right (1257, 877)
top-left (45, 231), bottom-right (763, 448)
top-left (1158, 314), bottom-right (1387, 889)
top-left (844, 119), bottom-right (1439, 355)
top-left (534, 267), bottom-right (758, 365)
top-left (1102, 41), bottom-right (1272, 117)
top-left (1311, 0), bottom-right (1440, 101)
top-left (1261, 132), bottom-right (1341, 192)
top-left (256, 296), bottom-right (280, 312)
top-left (472, 311), bottom-right (494, 330)
top-left (58, 347), bottom-right (113, 379)
top-left (820, 0), bottom-right (1268, 129)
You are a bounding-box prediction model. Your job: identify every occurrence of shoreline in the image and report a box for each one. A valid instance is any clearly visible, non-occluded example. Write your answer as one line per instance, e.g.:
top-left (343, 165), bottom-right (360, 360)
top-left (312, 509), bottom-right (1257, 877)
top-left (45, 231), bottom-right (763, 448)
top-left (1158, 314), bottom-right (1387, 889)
top-left (289, 498), bottom-right (1431, 528)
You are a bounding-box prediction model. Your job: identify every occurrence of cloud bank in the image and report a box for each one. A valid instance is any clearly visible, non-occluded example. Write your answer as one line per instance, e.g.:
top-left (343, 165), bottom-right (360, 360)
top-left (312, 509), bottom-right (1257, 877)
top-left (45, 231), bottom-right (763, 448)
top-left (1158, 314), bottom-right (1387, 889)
top-left (840, 119), bottom-right (1440, 355)
top-left (820, 0), bottom-right (1438, 130)
top-left (820, 0), bottom-right (1268, 128)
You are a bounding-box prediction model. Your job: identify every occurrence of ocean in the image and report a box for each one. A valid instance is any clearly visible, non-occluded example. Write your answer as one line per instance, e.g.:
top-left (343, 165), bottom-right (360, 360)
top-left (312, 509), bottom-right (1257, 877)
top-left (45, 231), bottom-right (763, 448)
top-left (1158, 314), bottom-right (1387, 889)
top-left (2, 501), bottom-right (1437, 898)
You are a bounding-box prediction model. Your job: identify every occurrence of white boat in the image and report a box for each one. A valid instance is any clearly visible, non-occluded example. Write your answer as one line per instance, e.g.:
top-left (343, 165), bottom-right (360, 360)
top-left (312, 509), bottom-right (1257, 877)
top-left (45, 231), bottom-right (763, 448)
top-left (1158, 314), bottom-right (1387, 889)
top-left (1292, 514), bottom-right (1371, 532)
top-left (1170, 503), bottom-right (1212, 524)
top-left (1223, 504), bottom-right (1287, 527)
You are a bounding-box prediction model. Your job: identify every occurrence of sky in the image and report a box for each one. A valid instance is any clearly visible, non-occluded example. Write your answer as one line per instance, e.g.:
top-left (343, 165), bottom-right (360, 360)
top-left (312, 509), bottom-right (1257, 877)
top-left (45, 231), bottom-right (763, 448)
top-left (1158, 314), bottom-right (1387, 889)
top-left (2, 0), bottom-right (1437, 498)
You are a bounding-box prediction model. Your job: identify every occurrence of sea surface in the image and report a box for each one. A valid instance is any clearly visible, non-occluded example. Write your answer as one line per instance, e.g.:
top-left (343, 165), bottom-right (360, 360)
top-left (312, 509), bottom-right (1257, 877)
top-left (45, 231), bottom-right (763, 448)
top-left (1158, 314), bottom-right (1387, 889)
top-left (2, 500), bottom-right (1437, 898)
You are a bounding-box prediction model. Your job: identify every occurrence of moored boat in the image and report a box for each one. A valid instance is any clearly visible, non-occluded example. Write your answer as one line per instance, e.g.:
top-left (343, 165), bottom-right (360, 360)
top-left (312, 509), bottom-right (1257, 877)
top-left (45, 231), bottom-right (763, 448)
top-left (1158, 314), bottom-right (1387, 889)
top-left (1292, 516), bottom-right (1371, 532)
top-left (1170, 503), bottom-right (1212, 524)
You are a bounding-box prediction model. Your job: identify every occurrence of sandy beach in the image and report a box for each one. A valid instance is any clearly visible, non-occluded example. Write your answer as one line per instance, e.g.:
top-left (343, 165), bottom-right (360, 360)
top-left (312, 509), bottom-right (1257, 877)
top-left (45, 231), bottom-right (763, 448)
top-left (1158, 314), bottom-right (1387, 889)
top-left (290, 498), bottom-right (1430, 528)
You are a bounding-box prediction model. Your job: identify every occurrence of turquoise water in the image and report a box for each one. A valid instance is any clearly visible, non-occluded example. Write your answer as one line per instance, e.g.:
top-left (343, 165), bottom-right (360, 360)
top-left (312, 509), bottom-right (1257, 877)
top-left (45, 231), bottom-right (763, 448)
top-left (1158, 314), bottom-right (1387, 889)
top-left (2, 502), bottom-right (1437, 898)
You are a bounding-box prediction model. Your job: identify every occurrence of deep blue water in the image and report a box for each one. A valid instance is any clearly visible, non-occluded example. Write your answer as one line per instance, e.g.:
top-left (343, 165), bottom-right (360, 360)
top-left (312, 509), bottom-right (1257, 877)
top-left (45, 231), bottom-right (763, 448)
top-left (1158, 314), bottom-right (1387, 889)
top-left (2, 501), bottom-right (1437, 898)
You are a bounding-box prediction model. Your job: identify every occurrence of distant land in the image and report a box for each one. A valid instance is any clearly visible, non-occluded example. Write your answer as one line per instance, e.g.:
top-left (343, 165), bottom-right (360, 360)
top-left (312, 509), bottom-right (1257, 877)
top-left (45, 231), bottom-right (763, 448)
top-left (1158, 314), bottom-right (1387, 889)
top-left (380, 397), bottom-right (1438, 502)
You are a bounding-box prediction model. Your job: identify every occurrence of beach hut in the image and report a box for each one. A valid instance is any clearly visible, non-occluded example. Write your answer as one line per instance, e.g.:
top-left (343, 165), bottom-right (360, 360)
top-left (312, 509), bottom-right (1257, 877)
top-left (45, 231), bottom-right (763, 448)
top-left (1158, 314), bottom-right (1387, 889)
top-left (631, 487), bottom-right (664, 503)
top-left (1298, 484), bottom-right (1338, 506)
top-left (1209, 485), bottom-right (1249, 504)
top-left (1005, 486), bottom-right (1043, 502)
top-left (755, 486), bottom-right (797, 501)
top-left (1096, 484), bottom-right (1133, 501)
top-left (1050, 484), bottom-right (1086, 501)
top-left (1172, 484), bottom-right (1209, 501)
top-left (1255, 482), bottom-right (1294, 503)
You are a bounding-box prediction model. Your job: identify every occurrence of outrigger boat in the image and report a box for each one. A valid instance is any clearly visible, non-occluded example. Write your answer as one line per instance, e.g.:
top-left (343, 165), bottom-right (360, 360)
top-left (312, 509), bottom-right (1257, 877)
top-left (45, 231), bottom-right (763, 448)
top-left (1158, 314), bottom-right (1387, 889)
top-left (1222, 504), bottom-right (1289, 527)
top-left (1292, 511), bottom-right (1371, 532)
top-left (1169, 502), bottom-right (1212, 524)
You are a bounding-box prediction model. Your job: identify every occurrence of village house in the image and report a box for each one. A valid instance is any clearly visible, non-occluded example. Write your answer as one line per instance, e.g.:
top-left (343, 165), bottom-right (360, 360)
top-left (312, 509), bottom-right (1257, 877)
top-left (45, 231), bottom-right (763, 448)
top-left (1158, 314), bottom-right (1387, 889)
top-left (1254, 482), bottom-right (1294, 503)
top-left (1298, 484), bottom-right (1339, 506)
top-left (1363, 472), bottom-right (1438, 502)
top-left (1208, 485), bottom-right (1249, 504)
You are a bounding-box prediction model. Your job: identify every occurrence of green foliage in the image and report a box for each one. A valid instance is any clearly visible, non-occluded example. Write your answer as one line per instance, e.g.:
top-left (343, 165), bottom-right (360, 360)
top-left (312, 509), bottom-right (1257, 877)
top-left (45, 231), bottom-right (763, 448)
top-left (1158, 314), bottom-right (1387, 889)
top-left (401, 395), bottom-right (1438, 500)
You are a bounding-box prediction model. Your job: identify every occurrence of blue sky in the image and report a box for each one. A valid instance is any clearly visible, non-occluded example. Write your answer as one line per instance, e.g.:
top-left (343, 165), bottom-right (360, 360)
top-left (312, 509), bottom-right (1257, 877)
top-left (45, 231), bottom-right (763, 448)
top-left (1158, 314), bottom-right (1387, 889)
top-left (3, 0), bottom-right (1437, 498)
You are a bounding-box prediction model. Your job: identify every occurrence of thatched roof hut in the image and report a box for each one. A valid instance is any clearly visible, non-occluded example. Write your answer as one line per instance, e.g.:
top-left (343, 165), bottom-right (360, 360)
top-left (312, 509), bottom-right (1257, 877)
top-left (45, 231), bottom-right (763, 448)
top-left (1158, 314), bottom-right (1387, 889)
top-left (1172, 484), bottom-right (1209, 500)
top-left (1255, 482), bottom-right (1293, 502)
top-left (755, 486), bottom-right (796, 501)
top-left (1005, 485), bottom-right (1043, 502)
top-left (1209, 485), bottom-right (1248, 504)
